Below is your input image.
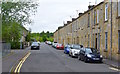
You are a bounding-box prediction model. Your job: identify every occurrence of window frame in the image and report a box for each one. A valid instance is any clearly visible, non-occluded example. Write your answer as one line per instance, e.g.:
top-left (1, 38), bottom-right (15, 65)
top-left (88, 13), bottom-right (90, 27)
top-left (118, 0), bottom-right (120, 16)
top-left (94, 10), bottom-right (97, 25)
top-left (105, 3), bottom-right (108, 21)
top-left (105, 32), bottom-right (108, 51)
top-left (97, 9), bottom-right (99, 23)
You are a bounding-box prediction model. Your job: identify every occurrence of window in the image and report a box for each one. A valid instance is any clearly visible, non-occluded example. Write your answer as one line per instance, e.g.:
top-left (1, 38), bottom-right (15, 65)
top-left (118, 31), bottom-right (120, 52)
top-left (97, 9), bottom-right (99, 23)
top-left (105, 32), bottom-right (108, 50)
top-left (94, 10), bottom-right (97, 25)
top-left (88, 13), bottom-right (90, 27)
top-left (105, 3), bottom-right (108, 21)
top-left (118, 0), bottom-right (120, 16)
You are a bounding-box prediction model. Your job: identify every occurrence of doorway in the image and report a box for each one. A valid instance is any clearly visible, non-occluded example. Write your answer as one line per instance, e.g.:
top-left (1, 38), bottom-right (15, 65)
top-left (95, 38), bottom-right (97, 49)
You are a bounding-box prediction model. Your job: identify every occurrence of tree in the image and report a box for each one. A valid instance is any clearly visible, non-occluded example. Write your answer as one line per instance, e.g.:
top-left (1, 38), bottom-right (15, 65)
top-left (2, 1), bottom-right (38, 42)
top-left (2, 21), bottom-right (21, 42)
top-left (31, 31), bottom-right (54, 42)
top-left (2, 1), bottom-right (38, 49)
top-left (2, 1), bottom-right (38, 25)
top-left (26, 32), bottom-right (31, 42)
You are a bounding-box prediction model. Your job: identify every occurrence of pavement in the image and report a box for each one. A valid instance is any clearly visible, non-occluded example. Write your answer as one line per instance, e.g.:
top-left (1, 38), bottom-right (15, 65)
top-left (2, 48), bottom-right (29, 72)
top-left (103, 59), bottom-right (120, 69)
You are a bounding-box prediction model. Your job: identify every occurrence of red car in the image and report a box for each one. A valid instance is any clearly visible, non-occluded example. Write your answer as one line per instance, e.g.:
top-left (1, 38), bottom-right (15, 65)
top-left (56, 44), bottom-right (64, 50)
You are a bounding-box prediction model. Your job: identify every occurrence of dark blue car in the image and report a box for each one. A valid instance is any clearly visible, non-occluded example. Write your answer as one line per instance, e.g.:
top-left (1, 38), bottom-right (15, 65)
top-left (64, 45), bottom-right (71, 54)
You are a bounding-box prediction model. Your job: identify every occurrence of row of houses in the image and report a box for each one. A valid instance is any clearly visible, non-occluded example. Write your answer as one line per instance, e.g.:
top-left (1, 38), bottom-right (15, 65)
top-left (54, 0), bottom-right (120, 61)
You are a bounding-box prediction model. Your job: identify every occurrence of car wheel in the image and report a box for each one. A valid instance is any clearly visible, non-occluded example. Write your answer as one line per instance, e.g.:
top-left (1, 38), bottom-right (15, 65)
top-left (71, 53), bottom-right (74, 58)
top-left (78, 56), bottom-right (81, 60)
top-left (69, 53), bottom-right (71, 56)
top-left (84, 57), bottom-right (88, 63)
top-left (99, 60), bottom-right (103, 63)
top-left (64, 51), bottom-right (66, 54)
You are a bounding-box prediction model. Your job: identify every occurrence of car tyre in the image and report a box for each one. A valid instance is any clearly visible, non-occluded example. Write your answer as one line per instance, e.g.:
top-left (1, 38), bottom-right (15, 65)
top-left (99, 60), bottom-right (103, 63)
top-left (69, 53), bottom-right (71, 56)
top-left (84, 57), bottom-right (88, 63)
top-left (64, 51), bottom-right (66, 54)
top-left (78, 56), bottom-right (81, 60)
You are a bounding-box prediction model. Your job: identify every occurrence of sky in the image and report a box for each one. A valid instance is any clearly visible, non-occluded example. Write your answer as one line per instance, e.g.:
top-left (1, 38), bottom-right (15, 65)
top-left (24, 0), bottom-right (104, 33)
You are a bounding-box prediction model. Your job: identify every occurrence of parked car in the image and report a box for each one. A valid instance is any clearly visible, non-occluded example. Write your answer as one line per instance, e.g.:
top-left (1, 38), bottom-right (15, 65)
top-left (31, 42), bottom-right (40, 50)
top-left (47, 41), bottom-right (52, 45)
top-left (69, 44), bottom-right (81, 57)
top-left (52, 42), bottom-right (57, 47)
top-left (56, 44), bottom-right (64, 50)
top-left (53, 43), bottom-right (58, 48)
top-left (45, 41), bottom-right (49, 44)
top-left (64, 44), bottom-right (71, 54)
top-left (78, 47), bottom-right (103, 63)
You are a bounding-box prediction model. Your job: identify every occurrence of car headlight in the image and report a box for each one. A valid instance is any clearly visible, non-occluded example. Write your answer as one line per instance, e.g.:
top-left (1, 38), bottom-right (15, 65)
top-left (87, 54), bottom-right (92, 58)
top-left (100, 55), bottom-right (103, 58)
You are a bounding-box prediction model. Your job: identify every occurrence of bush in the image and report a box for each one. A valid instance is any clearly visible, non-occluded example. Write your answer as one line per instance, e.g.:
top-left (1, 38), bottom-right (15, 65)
top-left (10, 42), bottom-right (21, 49)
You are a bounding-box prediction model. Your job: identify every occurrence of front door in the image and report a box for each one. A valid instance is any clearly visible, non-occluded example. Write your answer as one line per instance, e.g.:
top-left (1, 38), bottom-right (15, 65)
top-left (95, 37), bottom-right (97, 49)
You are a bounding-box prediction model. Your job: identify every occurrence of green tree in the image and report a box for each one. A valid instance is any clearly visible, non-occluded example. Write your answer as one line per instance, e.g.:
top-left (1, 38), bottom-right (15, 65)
top-left (26, 32), bottom-right (31, 42)
top-left (2, 21), bottom-right (21, 42)
top-left (31, 31), bottom-right (54, 42)
top-left (2, 1), bottom-right (38, 48)
top-left (2, 1), bottom-right (38, 25)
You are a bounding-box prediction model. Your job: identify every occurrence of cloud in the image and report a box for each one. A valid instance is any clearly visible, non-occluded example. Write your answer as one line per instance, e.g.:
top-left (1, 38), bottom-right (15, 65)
top-left (27, 0), bottom-right (104, 33)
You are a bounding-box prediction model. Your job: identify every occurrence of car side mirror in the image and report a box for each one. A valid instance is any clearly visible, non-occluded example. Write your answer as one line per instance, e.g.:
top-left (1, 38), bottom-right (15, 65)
top-left (83, 51), bottom-right (85, 54)
top-left (97, 51), bottom-right (100, 54)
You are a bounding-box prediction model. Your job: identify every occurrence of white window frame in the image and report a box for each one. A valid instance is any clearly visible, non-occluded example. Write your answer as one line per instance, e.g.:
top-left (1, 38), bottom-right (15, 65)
top-left (118, 0), bottom-right (120, 16)
top-left (97, 9), bottom-right (99, 23)
top-left (105, 3), bottom-right (108, 21)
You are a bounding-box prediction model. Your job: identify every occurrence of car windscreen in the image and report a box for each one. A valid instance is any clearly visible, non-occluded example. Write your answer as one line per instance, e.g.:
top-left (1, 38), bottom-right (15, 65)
top-left (86, 48), bottom-right (98, 53)
top-left (59, 44), bottom-right (63, 46)
top-left (72, 45), bottom-right (80, 49)
top-left (65, 45), bottom-right (70, 47)
top-left (32, 42), bottom-right (39, 46)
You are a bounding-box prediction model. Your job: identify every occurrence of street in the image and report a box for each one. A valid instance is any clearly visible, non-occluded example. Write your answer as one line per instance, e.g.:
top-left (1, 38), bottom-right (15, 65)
top-left (2, 43), bottom-right (119, 73)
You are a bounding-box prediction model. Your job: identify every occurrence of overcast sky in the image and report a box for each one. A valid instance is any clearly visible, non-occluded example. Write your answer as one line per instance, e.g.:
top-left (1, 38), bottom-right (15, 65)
top-left (24, 0), bottom-right (104, 33)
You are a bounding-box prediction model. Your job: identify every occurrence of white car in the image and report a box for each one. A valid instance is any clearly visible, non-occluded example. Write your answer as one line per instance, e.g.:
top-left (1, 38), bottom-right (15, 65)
top-left (47, 41), bottom-right (52, 45)
top-left (69, 44), bottom-right (81, 57)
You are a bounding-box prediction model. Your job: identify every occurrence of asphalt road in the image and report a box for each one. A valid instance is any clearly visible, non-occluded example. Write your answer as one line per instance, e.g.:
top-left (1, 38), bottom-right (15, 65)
top-left (19, 43), bottom-right (118, 72)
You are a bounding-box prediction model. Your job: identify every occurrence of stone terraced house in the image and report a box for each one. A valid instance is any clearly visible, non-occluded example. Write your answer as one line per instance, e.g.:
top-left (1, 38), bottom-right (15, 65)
top-left (54, 0), bottom-right (120, 61)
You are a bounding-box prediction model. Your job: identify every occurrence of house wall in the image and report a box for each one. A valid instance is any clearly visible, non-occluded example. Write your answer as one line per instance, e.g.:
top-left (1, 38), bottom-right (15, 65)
top-left (54, 1), bottom-right (120, 61)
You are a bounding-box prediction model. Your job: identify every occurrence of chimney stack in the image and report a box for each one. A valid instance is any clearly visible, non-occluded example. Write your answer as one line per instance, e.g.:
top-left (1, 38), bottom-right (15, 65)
top-left (72, 18), bottom-right (76, 21)
top-left (79, 13), bottom-right (83, 16)
top-left (67, 21), bottom-right (71, 24)
top-left (88, 5), bottom-right (94, 10)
